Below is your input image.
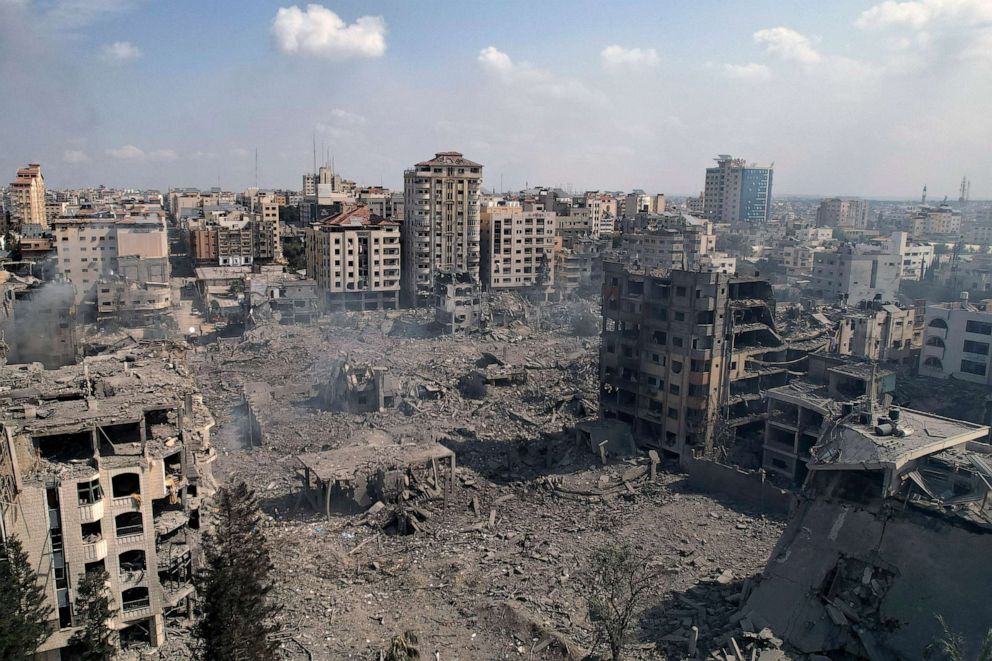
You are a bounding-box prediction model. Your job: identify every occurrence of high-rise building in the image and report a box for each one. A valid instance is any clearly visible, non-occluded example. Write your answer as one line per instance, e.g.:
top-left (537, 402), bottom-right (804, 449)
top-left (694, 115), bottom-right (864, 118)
top-left (479, 205), bottom-right (556, 291)
top-left (809, 244), bottom-right (902, 305)
top-left (8, 163), bottom-right (48, 228)
top-left (816, 198), bottom-right (869, 229)
top-left (600, 263), bottom-right (787, 461)
top-left (304, 206), bottom-right (401, 311)
top-left (402, 152), bottom-right (482, 306)
top-left (702, 155), bottom-right (773, 224)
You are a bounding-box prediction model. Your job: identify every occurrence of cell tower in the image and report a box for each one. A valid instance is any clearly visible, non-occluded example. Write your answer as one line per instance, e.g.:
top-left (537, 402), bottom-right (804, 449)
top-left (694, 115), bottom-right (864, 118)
top-left (959, 176), bottom-right (970, 203)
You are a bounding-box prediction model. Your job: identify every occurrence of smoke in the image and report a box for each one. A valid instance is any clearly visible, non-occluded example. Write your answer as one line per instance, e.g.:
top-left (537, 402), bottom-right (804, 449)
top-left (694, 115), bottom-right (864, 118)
top-left (4, 282), bottom-right (78, 368)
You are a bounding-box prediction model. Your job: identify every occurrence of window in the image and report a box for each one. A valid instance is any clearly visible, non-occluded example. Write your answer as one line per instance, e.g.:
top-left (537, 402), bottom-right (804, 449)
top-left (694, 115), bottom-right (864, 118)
top-left (926, 336), bottom-right (945, 348)
top-left (963, 340), bottom-right (989, 355)
top-left (967, 320), bottom-right (992, 335)
top-left (674, 311), bottom-right (685, 322)
top-left (672, 360), bottom-right (683, 374)
top-left (929, 318), bottom-right (948, 329)
top-left (669, 383), bottom-right (680, 395)
top-left (667, 407), bottom-right (679, 420)
top-left (961, 359), bottom-right (987, 376)
top-left (77, 479), bottom-right (103, 505)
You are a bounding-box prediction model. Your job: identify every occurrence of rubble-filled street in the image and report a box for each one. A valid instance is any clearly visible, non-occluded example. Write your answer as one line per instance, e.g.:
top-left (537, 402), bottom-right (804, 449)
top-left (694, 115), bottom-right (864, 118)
top-left (180, 309), bottom-right (787, 660)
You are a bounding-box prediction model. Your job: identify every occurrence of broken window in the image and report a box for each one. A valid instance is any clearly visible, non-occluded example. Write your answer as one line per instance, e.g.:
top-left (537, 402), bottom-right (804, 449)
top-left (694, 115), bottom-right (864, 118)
top-left (77, 479), bottom-right (103, 505)
top-left (121, 587), bottom-right (150, 612)
top-left (35, 432), bottom-right (93, 464)
top-left (112, 473), bottom-right (141, 499)
top-left (115, 512), bottom-right (143, 538)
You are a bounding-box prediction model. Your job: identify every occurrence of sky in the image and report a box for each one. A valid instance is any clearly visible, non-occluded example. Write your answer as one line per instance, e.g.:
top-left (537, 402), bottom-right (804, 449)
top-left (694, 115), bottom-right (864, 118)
top-left (1, 0), bottom-right (990, 199)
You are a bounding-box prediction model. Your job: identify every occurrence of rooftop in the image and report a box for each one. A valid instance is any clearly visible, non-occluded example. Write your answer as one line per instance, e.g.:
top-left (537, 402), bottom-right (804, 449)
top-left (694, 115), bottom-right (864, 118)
top-left (416, 152), bottom-right (482, 168)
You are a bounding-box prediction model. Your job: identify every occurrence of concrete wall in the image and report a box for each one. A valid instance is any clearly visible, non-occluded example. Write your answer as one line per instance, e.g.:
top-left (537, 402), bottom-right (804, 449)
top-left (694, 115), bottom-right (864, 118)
top-left (683, 455), bottom-right (796, 517)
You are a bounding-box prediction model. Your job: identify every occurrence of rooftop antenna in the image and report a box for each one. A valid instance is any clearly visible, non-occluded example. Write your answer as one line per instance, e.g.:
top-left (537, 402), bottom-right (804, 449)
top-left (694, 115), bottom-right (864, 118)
top-left (312, 133), bottom-right (317, 176)
top-left (254, 148), bottom-right (258, 190)
top-left (922, 184), bottom-right (927, 205)
top-left (959, 176), bottom-right (970, 203)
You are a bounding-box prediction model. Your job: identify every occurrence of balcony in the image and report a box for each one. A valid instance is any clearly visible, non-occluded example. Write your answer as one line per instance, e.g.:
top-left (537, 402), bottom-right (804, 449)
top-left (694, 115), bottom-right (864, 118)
top-left (81, 538), bottom-right (108, 562)
top-left (78, 500), bottom-right (105, 524)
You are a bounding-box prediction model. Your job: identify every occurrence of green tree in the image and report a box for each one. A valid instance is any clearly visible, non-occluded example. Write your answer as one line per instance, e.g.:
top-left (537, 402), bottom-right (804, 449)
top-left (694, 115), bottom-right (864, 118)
top-left (69, 569), bottom-right (117, 661)
top-left (195, 482), bottom-right (281, 661)
top-left (582, 544), bottom-right (658, 661)
top-left (0, 535), bottom-right (52, 660)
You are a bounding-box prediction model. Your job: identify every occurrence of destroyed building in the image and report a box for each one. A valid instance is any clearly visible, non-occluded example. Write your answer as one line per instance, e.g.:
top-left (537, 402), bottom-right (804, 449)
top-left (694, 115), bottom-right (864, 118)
top-left (762, 353), bottom-right (896, 484)
top-left (600, 263), bottom-right (797, 463)
top-left (831, 299), bottom-right (925, 365)
top-left (318, 358), bottom-right (398, 414)
top-left (0, 344), bottom-right (216, 656)
top-left (744, 401), bottom-right (992, 660)
top-left (434, 269), bottom-right (482, 333)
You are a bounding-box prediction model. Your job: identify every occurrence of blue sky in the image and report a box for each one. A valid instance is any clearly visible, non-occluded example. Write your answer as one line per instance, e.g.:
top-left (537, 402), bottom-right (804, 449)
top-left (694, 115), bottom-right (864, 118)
top-left (1, 0), bottom-right (990, 198)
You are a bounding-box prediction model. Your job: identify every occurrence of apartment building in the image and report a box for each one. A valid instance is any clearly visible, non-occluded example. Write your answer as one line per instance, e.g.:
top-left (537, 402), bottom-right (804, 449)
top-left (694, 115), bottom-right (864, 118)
top-left (600, 263), bottom-right (789, 462)
top-left (623, 191), bottom-right (665, 219)
top-left (402, 152), bottom-right (482, 305)
top-left (834, 300), bottom-right (925, 364)
top-left (54, 214), bottom-right (170, 310)
top-left (620, 219), bottom-right (717, 272)
top-left (808, 244), bottom-right (901, 305)
top-left (187, 208), bottom-right (280, 267)
top-left (920, 297), bottom-right (992, 384)
top-left (434, 269), bottom-right (482, 333)
top-left (0, 345), bottom-right (216, 656)
top-left (904, 204), bottom-right (961, 237)
top-left (479, 206), bottom-right (556, 291)
top-left (555, 237), bottom-right (610, 295)
top-left (815, 198), bottom-right (869, 229)
top-left (305, 206), bottom-right (401, 311)
top-left (702, 155), bottom-right (773, 224)
top-left (8, 163), bottom-right (48, 228)
top-left (585, 192), bottom-right (618, 235)
top-left (865, 231), bottom-right (934, 281)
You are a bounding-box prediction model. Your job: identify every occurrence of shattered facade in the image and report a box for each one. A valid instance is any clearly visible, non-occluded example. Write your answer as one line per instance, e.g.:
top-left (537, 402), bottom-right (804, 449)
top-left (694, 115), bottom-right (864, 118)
top-left (0, 344), bottom-right (216, 656)
top-left (600, 263), bottom-right (792, 462)
top-left (434, 269), bottom-right (482, 333)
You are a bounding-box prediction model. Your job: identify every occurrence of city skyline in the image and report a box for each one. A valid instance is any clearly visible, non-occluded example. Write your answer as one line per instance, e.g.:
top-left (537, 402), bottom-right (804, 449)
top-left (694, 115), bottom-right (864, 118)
top-left (1, 0), bottom-right (991, 198)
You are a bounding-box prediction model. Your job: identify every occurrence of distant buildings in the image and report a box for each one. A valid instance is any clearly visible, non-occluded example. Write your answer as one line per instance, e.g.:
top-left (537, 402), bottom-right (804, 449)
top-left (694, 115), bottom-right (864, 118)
top-left (702, 155), bottom-right (773, 224)
top-left (8, 163), bottom-right (48, 229)
top-left (187, 207), bottom-right (281, 267)
top-left (479, 205), bottom-right (555, 291)
top-left (920, 297), bottom-right (992, 384)
top-left (816, 198), bottom-right (868, 229)
top-left (402, 152), bottom-right (482, 306)
top-left (833, 300), bottom-right (925, 364)
top-left (304, 206), bottom-right (401, 311)
top-left (904, 203), bottom-right (961, 237)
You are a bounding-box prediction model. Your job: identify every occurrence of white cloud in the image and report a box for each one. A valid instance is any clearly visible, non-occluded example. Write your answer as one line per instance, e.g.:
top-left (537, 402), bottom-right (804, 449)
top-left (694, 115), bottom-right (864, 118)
top-left (477, 46), bottom-right (592, 101)
top-left (62, 149), bottom-right (90, 163)
top-left (600, 45), bottom-right (659, 72)
top-left (105, 145), bottom-right (176, 161)
top-left (271, 4), bottom-right (385, 59)
top-left (723, 62), bottom-right (772, 81)
top-left (101, 40), bottom-right (142, 63)
top-left (753, 27), bottom-right (822, 64)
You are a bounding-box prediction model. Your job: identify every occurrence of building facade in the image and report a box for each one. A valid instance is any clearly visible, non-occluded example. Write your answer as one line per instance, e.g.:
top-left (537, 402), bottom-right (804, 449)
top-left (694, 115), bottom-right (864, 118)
top-left (815, 198), bottom-right (869, 229)
top-left (702, 155), bottom-right (773, 224)
top-left (920, 298), bottom-right (992, 384)
top-left (808, 245), bottom-right (901, 305)
top-left (8, 163), bottom-right (48, 228)
top-left (402, 152), bottom-right (482, 306)
top-left (304, 206), bottom-right (401, 311)
top-left (479, 206), bottom-right (556, 291)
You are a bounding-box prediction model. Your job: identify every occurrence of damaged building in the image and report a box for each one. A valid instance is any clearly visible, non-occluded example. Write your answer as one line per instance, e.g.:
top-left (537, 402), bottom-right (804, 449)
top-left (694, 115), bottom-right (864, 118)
top-left (600, 263), bottom-right (796, 463)
top-left (744, 401), bottom-right (992, 660)
top-left (434, 269), bottom-right (482, 333)
top-left (0, 344), bottom-right (217, 657)
top-left (318, 358), bottom-right (399, 414)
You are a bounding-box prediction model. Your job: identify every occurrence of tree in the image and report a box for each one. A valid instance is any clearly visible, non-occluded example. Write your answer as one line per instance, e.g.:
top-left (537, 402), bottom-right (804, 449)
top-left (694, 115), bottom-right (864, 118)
top-left (69, 569), bottom-right (116, 661)
top-left (195, 482), bottom-right (281, 661)
top-left (0, 535), bottom-right (52, 660)
top-left (582, 544), bottom-right (658, 661)
top-left (925, 614), bottom-right (992, 661)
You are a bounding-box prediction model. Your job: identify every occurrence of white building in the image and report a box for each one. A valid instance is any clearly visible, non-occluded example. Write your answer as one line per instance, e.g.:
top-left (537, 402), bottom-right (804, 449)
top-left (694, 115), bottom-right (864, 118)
top-left (920, 297), bottom-right (992, 384)
top-left (809, 244), bottom-right (901, 305)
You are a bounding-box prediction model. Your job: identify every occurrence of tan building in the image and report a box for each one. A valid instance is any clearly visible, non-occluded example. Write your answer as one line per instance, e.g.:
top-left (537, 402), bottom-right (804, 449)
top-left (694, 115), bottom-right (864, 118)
top-left (815, 198), bottom-right (868, 229)
top-left (54, 214), bottom-right (170, 309)
top-left (305, 206), bottom-right (401, 311)
top-left (904, 204), bottom-right (961, 237)
top-left (0, 345), bottom-right (216, 657)
top-left (8, 163), bottom-right (48, 228)
top-left (600, 263), bottom-right (787, 461)
top-left (480, 206), bottom-right (556, 291)
top-left (834, 300), bottom-right (925, 364)
top-left (402, 152), bottom-right (482, 305)
top-left (187, 208), bottom-right (280, 267)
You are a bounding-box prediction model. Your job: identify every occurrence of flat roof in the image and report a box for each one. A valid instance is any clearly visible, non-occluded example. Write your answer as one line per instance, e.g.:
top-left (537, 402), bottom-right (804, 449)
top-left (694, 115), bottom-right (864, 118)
top-left (297, 432), bottom-right (453, 483)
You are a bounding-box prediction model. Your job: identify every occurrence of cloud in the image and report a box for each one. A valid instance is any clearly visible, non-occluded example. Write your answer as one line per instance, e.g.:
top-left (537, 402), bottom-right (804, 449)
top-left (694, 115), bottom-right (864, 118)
top-left (856, 0), bottom-right (992, 67)
top-left (62, 149), bottom-right (90, 163)
top-left (105, 145), bottom-right (176, 161)
top-left (753, 27), bottom-right (822, 64)
top-left (101, 41), bottom-right (142, 63)
top-left (600, 45), bottom-right (659, 72)
top-left (271, 4), bottom-right (385, 59)
top-left (46, 0), bottom-right (143, 30)
top-left (723, 62), bottom-right (772, 81)
top-left (477, 46), bottom-right (592, 101)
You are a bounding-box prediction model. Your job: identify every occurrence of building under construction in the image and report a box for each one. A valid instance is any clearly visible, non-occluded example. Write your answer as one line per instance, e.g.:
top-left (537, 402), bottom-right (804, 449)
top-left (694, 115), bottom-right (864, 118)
top-left (600, 262), bottom-right (796, 462)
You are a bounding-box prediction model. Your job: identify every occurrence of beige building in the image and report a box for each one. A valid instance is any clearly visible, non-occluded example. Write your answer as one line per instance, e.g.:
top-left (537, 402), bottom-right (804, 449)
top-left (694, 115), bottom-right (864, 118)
top-left (305, 206), bottom-right (401, 311)
top-left (8, 163), bottom-right (48, 228)
top-left (402, 152), bottom-right (482, 305)
top-left (480, 206), bottom-right (556, 290)
top-left (0, 345), bottom-right (216, 657)
top-left (834, 300), bottom-right (925, 364)
top-left (54, 214), bottom-right (170, 309)
top-left (905, 204), bottom-right (961, 237)
top-left (816, 198), bottom-right (868, 229)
